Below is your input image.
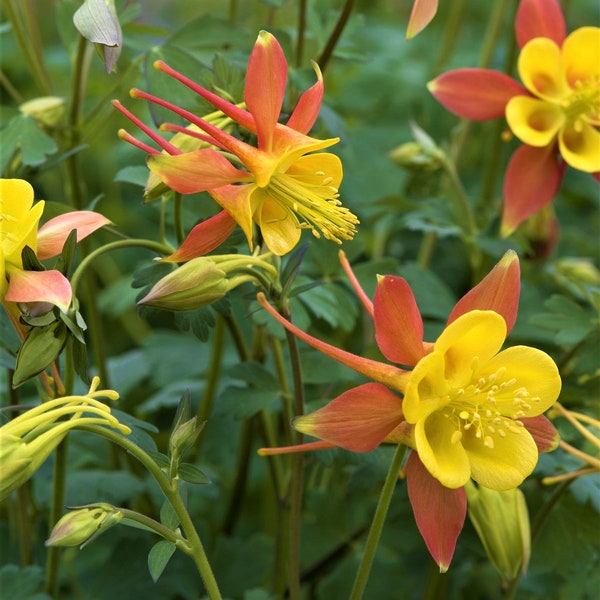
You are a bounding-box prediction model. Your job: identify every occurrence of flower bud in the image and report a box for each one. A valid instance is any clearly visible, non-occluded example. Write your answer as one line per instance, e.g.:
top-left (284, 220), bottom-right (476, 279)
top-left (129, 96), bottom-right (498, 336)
top-left (388, 141), bottom-right (443, 171)
top-left (169, 416), bottom-right (205, 459)
top-left (466, 482), bottom-right (531, 583)
top-left (46, 504), bottom-right (123, 547)
top-left (138, 255), bottom-right (262, 311)
top-left (19, 97), bottom-right (65, 127)
top-left (138, 258), bottom-right (231, 311)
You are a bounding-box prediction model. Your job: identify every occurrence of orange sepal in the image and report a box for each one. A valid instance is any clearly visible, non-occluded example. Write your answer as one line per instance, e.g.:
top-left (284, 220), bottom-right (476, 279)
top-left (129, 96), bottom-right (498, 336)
top-left (448, 250), bottom-right (520, 334)
top-left (428, 69), bottom-right (527, 121)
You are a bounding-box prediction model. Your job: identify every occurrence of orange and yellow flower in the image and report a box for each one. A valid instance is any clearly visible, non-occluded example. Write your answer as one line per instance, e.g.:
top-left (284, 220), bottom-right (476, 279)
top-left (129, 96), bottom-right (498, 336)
top-left (114, 30), bottom-right (358, 257)
top-left (428, 0), bottom-right (599, 234)
top-left (258, 250), bottom-right (561, 570)
top-left (0, 178), bottom-right (109, 312)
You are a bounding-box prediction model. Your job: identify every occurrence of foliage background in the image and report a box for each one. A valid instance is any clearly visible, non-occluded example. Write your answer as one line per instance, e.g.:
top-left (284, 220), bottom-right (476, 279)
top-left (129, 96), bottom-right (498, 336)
top-left (1, 0), bottom-right (599, 598)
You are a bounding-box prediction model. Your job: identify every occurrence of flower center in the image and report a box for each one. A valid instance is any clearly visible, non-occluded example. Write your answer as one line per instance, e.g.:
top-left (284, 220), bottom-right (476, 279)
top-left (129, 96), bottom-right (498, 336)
top-left (443, 362), bottom-right (541, 449)
top-left (266, 170), bottom-right (359, 243)
top-left (562, 77), bottom-right (600, 128)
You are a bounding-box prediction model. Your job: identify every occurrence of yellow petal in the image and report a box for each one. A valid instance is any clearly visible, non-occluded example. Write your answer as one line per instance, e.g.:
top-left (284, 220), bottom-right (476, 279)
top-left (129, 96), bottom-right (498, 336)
top-left (558, 120), bottom-right (600, 172)
top-left (482, 346), bottom-right (561, 418)
top-left (518, 37), bottom-right (568, 101)
top-left (434, 311), bottom-right (507, 388)
top-left (402, 351), bottom-right (450, 423)
top-left (562, 27), bottom-right (600, 89)
top-left (0, 179), bottom-right (44, 266)
top-left (463, 425), bottom-right (538, 490)
top-left (414, 411), bottom-right (471, 489)
top-left (506, 96), bottom-right (564, 147)
top-left (256, 196), bottom-right (301, 255)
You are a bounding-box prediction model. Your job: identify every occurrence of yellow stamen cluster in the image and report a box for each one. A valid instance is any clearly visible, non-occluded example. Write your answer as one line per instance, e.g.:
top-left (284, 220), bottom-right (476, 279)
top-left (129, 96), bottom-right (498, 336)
top-left (562, 77), bottom-right (600, 127)
top-left (267, 170), bottom-right (359, 244)
top-left (443, 364), bottom-right (541, 450)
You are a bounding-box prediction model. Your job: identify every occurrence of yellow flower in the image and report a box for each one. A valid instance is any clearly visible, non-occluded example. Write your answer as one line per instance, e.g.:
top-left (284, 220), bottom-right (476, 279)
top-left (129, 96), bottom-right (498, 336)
top-left (506, 27), bottom-right (600, 173)
top-left (0, 179), bottom-right (44, 297)
top-left (402, 310), bottom-right (561, 491)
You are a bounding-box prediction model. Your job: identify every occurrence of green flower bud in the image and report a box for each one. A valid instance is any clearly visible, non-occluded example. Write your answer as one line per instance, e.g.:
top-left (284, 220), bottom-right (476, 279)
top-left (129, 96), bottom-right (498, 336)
top-left (138, 255), bottom-right (263, 311)
top-left (466, 482), bottom-right (531, 583)
top-left (19, 97), bottom-right (65, 127)
top-left (388, 141), bottom-right (443, 171)
top-left (46, 504), bottom-right (123, 548)
top-left (169, 416), bottom-right (205, 459)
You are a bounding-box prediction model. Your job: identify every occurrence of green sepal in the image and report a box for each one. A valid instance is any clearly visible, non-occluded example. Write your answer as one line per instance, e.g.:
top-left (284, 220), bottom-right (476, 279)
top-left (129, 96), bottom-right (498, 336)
top-left (13, 321), bottom-right (67, 387)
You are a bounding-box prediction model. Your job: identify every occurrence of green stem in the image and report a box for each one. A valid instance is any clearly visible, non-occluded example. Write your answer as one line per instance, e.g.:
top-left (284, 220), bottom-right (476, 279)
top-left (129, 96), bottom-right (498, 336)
top-left (317, 0), bottom-right (356, 73)
top-left (269, 336), bottom-right (294, 446)
top-left (173, 193), bottom-right (186, 246)
top-left (349, 444), bottom-right (407, 600)
top-left (70, 238), bottom-right (174, 296)
top-left (221, 418), bottom-right (255, 535)
top-left (452, 0), bottom-right (513, 166)
top-left (82, 54), bottom-right (144, 137)
top-left (196, 315), bottom-right (225, 424)
top-left (283, 317), bottom-right (306, 600)
top-left (44, 438), bottom-right (69, 598)
top-left (440, 154), bottom-right (478, 238)
top-left (295, 0), bottom-right (308, 68)
top-left (118, 508), bottom-right (190, 549)
top-left (77, 425), bottom-right (222, 599)
top-left (430, 0), bottom-right (468, 75)
top-left (3, 0), bottom-right (52, 95)
top-left (416, 231), bottom-right (438, 269)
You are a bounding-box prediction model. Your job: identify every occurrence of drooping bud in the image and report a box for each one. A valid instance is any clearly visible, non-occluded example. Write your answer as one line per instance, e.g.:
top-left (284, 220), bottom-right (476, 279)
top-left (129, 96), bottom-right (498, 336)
top-left (138, 254), bottom-right (275, 311)
top-left (466, 482), bottom-right (531, 583)
top-left (19, 97), bottom-right (65, 128)
top-left (45, 504), bottom-right (123, 547)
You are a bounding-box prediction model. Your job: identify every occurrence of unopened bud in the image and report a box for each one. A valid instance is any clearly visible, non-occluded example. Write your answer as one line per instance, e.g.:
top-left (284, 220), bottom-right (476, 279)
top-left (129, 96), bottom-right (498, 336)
top-left (466, 482), bottom-right (531, 583)
top-left (389, 141), bottom-right (443, 171)
top-left (19, 97), bottom-right (65, 127)
top-left (169, 416), bottom-right (204, 458)
top-left (138, 255), bottom-right (259, 311)
top-left (138, 258), bottom-right (230, 311)
top-left (46, 504), bottom-right (122, 548)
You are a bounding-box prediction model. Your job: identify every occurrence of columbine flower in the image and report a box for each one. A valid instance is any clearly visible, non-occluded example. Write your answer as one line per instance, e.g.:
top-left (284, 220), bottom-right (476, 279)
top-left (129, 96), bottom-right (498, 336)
top-left (428, 0), bottom-right (599, 234)
top-left (0, 178), bottom-right (110, 311)
top-left (114, 30), bottom-right (358, 256)
top-left (0, 377), bottom-right (129, 501)
top-left (407, 0), bottom-right (439, 39)
top-left (258, 250), bottom-right (561, 570)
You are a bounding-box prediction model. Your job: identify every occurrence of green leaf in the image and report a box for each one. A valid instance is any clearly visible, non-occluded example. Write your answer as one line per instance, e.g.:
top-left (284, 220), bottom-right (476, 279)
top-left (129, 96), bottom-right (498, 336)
top-left (13, 322), bottom-right (67, 387)
top-left (114, 165), bottom-right (149, 187)
top-left (147, 540), bottom-right (176, 583)
top-left (215, 386), bottom-right (280, 419)
top-left (299, 281), bottom-right (359, 332)
top-left (0, 114), bottom-right (57, 172)
top-left (159, 500), bottom-right (180, 530)
top-left (147, 451), bottom-right (170, 469)
top-left (0, 565), bottom-right (50, 600)
top-left (222, 361), bottom-right (279, 390)
top-left (530, 295), bottom-right (596, 346)
top-left (178, 462), bottom-right (211, 485)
